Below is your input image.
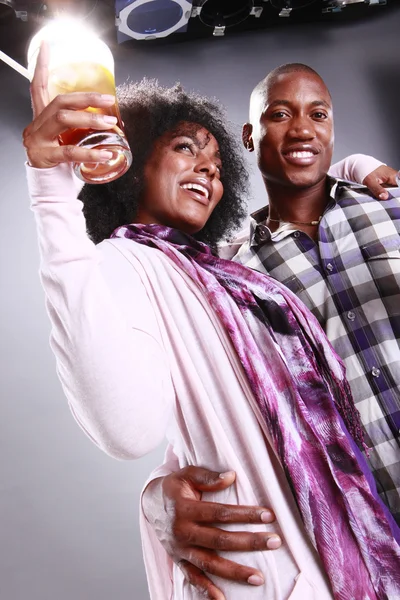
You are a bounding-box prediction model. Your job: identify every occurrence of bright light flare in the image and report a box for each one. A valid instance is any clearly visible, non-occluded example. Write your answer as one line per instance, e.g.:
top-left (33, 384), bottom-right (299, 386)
top-left (27, 18), bottom-right (112, 82)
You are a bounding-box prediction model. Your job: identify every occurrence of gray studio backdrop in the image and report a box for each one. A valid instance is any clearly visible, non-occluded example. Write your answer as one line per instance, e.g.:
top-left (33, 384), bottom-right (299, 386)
top-left (1, 7), bottom-right (399, 600)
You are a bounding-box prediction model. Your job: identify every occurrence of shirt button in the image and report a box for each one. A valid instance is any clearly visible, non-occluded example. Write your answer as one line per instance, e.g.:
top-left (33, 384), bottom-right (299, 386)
top-left (347, 311), bottom-right (355, 321)
top-left (326, 263), bottom-right (334, 272)
top-left (293, 231), bottom-right (301, 238)
top-left (257, 225), bottom-right (269, 242)
top-left (371, 367), bottom-right (381, 378)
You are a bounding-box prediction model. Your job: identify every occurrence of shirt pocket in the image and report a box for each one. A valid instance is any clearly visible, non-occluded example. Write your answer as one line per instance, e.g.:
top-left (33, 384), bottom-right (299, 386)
top-left (360, 237), bottom-right (400, 313)
top-left (361, 237), bottom-right (400, 260)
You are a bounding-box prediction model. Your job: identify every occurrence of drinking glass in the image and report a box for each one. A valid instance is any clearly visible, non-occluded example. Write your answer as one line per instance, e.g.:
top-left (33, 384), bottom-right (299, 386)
top-left (27, 20), bottom-right (132, 184)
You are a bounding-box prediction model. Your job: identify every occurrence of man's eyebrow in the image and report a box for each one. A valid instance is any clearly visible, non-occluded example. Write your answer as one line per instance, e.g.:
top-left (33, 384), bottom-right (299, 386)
top-left (266, 99), bottom-right (331, 110)
top-left (310, 100), bottom-right (331, 109)
top-left (267, 99), bottom-right (291, 109)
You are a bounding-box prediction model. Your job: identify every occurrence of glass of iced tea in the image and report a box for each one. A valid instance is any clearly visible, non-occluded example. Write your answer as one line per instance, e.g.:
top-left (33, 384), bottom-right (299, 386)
top-left (27, 20), bottom-right (132, 184)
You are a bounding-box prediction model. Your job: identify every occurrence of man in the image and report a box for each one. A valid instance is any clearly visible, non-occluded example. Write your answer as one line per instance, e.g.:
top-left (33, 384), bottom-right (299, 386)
top-left (142, 64), bottom-right (400, 600)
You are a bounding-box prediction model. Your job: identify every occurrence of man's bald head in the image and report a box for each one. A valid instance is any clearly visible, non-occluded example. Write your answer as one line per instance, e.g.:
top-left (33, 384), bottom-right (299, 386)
top-left (249, 64), bottom-right (331, 122)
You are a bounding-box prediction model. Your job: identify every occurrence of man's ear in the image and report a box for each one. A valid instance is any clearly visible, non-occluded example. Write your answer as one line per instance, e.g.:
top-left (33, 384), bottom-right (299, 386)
top-left (242, 123), bottom-right (254, 152)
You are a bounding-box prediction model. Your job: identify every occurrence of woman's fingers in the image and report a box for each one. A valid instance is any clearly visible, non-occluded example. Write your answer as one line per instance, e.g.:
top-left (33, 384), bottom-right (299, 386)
top-left (25, 144), bottom-right (113, 169)
top-left (24, 91), bottom-right (117, 168)
top-left (30, 92), bottom-right (116, 134)
top-left (33, 106), bottom-right (118, 142)
top-left (30, 42), bottom-right (50, 118)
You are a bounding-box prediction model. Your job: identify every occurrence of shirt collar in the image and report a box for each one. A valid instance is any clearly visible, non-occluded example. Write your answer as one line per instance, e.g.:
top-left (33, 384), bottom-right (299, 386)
top-left (248, 176), bottom-right (357, 247)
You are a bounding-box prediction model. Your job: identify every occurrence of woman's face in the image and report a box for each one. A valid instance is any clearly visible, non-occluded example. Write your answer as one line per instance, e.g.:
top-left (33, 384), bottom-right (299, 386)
top-left (136, 123), bottom-right (224, 234)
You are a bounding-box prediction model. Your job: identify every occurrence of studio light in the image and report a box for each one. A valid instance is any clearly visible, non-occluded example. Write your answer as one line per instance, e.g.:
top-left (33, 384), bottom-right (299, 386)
top-left (0, 0), bottom-right (24, 21)
top-left (0, 0), bottom-right (67, 22)
top-left (270, 0), bottom-right (318, 17)
top-left (197, 0), bottom-right (263, 37)
top-left (336, 0), bottom-right (387, 4)
top-left (322, 0), bottom-right (386, 13)
top-left (115, 0), bottom-right (193, 40)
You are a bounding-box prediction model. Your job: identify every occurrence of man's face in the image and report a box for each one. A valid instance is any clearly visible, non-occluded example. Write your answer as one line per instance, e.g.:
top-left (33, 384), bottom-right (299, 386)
top-left (247, 71), bottom-right (334, 189)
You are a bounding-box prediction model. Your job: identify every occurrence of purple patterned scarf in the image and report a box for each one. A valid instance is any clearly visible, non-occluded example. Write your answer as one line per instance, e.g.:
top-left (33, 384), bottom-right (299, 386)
top-left (112, 224), bottom-right (400, 600)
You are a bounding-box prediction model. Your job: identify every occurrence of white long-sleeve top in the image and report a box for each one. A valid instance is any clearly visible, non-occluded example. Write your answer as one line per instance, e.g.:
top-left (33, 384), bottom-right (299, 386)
top-left (27, 155), bottom-right (382, 600)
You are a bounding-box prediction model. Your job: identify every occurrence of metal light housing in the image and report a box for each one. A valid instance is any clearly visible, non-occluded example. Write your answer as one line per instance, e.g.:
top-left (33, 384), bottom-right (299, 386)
top-left (197, 0), bottom-right (263, 36)
top-left (116, 0), bottom-right (193, 40)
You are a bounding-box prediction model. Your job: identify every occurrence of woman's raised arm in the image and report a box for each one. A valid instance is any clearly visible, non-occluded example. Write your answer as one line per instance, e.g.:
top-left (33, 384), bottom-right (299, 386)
top-left (25, 46), bottom-right (175, 460)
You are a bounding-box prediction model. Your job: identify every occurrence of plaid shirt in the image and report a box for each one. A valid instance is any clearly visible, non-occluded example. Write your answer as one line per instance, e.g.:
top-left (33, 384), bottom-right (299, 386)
top-left (229, 178), bottom-right (400, 523)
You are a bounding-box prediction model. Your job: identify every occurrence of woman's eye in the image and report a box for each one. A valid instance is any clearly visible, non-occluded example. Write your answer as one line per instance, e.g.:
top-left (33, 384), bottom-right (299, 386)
top-left (176, 142), bottom-right (194, 153)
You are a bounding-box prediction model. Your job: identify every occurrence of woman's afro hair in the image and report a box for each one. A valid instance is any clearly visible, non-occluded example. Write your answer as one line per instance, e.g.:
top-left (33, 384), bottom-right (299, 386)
top-left (79, 79), bottom-right (249, 247)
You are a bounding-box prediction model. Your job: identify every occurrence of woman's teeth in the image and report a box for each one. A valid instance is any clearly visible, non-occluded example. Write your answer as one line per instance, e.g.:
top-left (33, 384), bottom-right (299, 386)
top-left (181, 183), bottom-right (209, 198)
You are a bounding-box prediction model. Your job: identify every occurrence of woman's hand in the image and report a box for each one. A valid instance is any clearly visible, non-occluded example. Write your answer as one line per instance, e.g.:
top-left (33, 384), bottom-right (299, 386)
top-left (363, 165), bottom-right (399, 200)
top-left (23, 42), bottom-right (117, 169)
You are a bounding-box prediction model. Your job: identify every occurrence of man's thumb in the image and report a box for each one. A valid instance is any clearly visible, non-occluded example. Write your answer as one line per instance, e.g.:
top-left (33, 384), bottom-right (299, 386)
top-left (184, 467), bottom-right (236, 492)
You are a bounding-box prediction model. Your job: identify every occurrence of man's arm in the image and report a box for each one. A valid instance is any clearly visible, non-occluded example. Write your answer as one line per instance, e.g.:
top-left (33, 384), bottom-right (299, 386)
top-left (141, 454), bottom-right (281, 600)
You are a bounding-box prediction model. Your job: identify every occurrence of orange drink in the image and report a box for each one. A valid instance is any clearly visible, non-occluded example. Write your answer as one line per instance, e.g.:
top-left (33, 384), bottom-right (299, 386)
top-left (28, 21), bottom-right (132, 184)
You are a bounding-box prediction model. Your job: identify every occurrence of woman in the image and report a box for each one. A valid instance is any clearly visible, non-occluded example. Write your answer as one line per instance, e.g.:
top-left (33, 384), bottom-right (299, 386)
top-left (24, 52), bottom-right (400, 600)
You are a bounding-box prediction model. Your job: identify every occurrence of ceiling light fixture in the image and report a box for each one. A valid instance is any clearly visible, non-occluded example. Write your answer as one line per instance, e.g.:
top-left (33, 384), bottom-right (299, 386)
top-left (0, 0), bottom-right (29, 21)
top-left (197, 0), bottom-right (263, 37)
top-left (322, 0), bottom-right (386, 13)
top-left (116, 0), bottom-right (193, 41)
top-left (270, 0), bottom-right (317, 17)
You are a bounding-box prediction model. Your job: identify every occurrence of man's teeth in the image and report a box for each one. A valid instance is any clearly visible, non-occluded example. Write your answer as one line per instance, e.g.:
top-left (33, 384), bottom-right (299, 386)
top-left (181, 183), bottom-right (209, 198)
top-left (288, 151), bottom-right (314, 158)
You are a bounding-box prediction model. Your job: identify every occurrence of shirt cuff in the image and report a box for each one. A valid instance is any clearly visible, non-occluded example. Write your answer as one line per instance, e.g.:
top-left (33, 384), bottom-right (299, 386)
top-left (26, 162), bottom-right (85, 200)
top-left (351, 154), bottom-right (386, 185)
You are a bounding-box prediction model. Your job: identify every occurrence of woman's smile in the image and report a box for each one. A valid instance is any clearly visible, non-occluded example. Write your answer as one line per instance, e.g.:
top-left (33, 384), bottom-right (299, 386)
top-left (180, 177), bottom-right (212, 206)
top-left (137, 123), bottom-right (223, 234)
